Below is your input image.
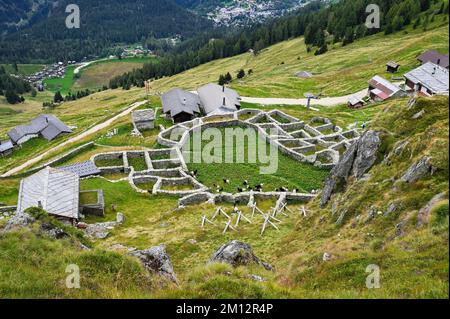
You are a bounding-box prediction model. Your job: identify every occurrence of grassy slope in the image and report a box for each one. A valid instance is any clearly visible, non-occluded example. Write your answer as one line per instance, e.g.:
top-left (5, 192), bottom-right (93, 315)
top-left (73, 57), bottom-right (158, 92)
top-left (0, 87), bottom-right (147, 174)
top-left (0, 97), bottom-right (447, 298)
top-left (151, 19), bottom-right (449, 98)
top-left (43, 57), bottom-right (157, 94)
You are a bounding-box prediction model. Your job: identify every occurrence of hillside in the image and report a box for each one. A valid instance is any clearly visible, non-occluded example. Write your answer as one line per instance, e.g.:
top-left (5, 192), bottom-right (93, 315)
top-left (150, 20), bottom-right (449, 97)
top-left (0, 96), bottom-right (447, 298)
top-left (0, 0), bottom-right (211, 63)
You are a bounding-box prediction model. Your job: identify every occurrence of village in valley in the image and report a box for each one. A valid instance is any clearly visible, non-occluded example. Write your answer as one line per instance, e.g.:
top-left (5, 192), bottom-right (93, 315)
top-left (0, 0), bottom-right (449, 301)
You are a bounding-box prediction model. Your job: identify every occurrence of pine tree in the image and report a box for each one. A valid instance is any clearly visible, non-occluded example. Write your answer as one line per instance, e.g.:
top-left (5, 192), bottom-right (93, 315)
top-left (237, 69), bottom-right (246, 79)
top-left (225, 72), bottom-right (232, 83)
top-left (218, 74), bottom-right (227, 86)
top-left (54, 91), bottom-right (64, 103)
top-left (5, 90), bottom-right (20, 104)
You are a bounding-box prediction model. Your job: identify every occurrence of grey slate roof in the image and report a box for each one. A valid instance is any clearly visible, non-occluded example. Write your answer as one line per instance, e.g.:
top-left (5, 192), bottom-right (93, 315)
top-left (404, 62), bottom-right (449, 94)
top-left (417, 50), bottom-right (449, 68)
top-left (132, 109), bottom-right (156, 123)
top-left (17, 167), bottom-right (80, 220)
top-left (58, 160), bottom-right (101, 178)
top-left (197, 83), bottom-right (241, 115)
top-left (7, 114), bottom-right (72, 143)
top-left (161, 88), bottom-right (201, 117)
top-left (0, 140), bottom-right (14, 153)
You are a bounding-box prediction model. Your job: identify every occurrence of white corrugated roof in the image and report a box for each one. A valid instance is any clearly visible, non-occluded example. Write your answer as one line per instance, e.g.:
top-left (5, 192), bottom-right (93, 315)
top-left (17, 167), bottom-right (79, 219)
top-left (405, 62), bottom-right (449, 94)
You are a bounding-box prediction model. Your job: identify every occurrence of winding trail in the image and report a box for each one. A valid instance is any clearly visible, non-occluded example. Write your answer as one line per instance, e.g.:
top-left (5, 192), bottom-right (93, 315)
top-left (241, 89), bottom-right (368, 107)
top-left (1, 100), bottom-right (147, 178)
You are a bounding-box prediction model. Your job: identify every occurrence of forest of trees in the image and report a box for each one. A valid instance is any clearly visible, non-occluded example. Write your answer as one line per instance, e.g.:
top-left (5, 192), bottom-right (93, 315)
top-left (0, 66), bottom-right (32, 104)
top-left (0, 0), bottom-right (212, 64)
top-left (110, 0), bottom-right (448, 90)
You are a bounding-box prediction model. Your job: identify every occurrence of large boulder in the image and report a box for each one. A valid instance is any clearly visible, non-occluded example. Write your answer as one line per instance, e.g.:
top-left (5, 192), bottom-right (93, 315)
top-left (321, 131), bottom-right (380, 207)
top-left (401, 156), bottom-right (433, 183)
top-left (2, 212), bottom-right (35, 232)
top-left (129, 245), bottom-right (178, 284)
top-left (210, 240), bottom-right (274, 271)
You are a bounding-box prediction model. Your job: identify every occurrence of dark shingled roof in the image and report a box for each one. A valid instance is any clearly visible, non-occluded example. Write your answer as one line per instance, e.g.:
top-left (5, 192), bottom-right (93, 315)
top-left (417, 50), bottom-right (449, 68)
top-left (161, 88), bottom-right (201, 117)
top-left (7, 114), bottom-right (72, 143)
top-left (58, 160), bottom-right (101, 178)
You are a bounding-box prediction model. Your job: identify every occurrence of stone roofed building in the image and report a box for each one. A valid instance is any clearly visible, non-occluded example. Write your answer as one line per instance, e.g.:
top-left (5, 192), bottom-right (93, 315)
top-left (417, 49), bottom-right (449, 69)
top-left (161, 88), bottom-right (201, 123)
top-left (197, 83), bottom-right (241, 115)
top-left (17, 167), bottom-right (80, 223)
top-left (58, 160), bottom-right (101, 178)
top-left (7, 114), bottom-right (72, 145)
top-left (404, 62), bottom-right (449, 96)
top-left (0, 140), bottom-right (14, 157)
top-left (368, 75), bottom-right (403, 102)
top-left (132, 109), bottom-right (156, 131)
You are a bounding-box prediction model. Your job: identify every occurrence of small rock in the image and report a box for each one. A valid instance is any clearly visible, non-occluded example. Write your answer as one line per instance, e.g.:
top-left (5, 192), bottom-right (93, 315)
top-left (248, 274), bottom-right (267, 282)
top-left (40, 223), bottom-right (68, 239)
top-left (2, 212), bottom-right (35, 232)
top-left (129, 245), bottom-right (178, 284)
top-left (411, 110), bottom-right (425, 119)
top-left (417, 193), bottom-right (447, 227)
top-left (365, 206), bottom-right (377, 224)
top-left (187, 239), bottom-right (197, 245)
top-left (116, 213), bottom-right (125, 224)
top-left (401, 156), bottom-right (433, 183)
top-left (211, 240), bottom-right (274, 271)
top-left (160, 222), bottom-right (170, 228)
top-left (323, 253), bottom-right (332, 262)
top-left (384, 202), bottom-right (398, 217)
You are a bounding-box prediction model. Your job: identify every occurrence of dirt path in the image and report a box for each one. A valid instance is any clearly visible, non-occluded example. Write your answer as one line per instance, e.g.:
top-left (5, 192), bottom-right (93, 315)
top-left (1, 100), bottom-right (148, 178)
top-left (241, 89), bottom-right (368, 107)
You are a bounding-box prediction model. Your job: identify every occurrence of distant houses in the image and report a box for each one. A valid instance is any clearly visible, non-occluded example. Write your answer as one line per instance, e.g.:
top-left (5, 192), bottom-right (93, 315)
top-left (132, 109), bottom-right (156, 131)
top-left (404, 62), bottom-right (449, 96)
top-left (161, 84), bottom-right (241, 123)
top-left (368, 75), bottom-right (404, 102)
top-left (417, 49), bottom-right (449, 69)
top-left (7, 114), bottom-right (72, 146)
top-left (161, 88), bottom-right (201, 123)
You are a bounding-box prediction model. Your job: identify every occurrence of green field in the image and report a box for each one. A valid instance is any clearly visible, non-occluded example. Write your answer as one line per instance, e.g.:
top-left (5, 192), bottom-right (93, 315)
top-left (151, 18), bottom-right (449, 98)
top-left (43, 57), bottom-right (158, 95)
top-left (185, 126), bottom-right (329, 193)
top-left (43, 65), bottom-right (77, 95)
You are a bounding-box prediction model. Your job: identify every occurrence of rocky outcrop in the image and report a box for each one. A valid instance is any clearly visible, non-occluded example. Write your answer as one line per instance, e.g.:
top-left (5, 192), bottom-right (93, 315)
top-left (81, 213), bottom-right (125, 239)
top-left (321, 131), bottom-right (381, 207)
top-left (417, 193), bottom-right (447, 227)
top-left (2, 212), bottom-right (35, 232)
top-left (39, 222), bottom-right (69, 239)
top-left (129, 245), bottom-right (178, 284)
top-left (210, 240), bottom-right (274, 271)
top-left (401, 156), bottom-right (433, 183)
